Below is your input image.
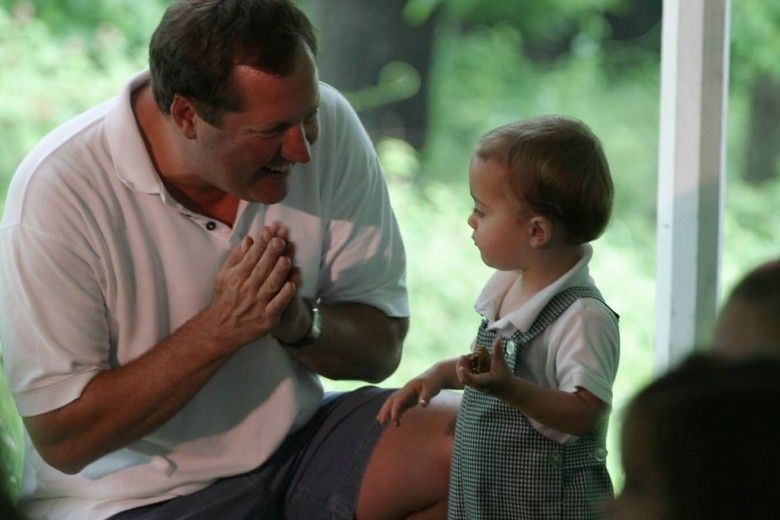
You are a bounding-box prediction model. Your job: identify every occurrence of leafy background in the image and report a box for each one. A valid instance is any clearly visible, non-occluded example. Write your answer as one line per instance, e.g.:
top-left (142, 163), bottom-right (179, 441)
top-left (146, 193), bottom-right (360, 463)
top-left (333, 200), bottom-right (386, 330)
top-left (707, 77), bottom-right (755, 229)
top-left (1, 0), bottom-right (779, 500)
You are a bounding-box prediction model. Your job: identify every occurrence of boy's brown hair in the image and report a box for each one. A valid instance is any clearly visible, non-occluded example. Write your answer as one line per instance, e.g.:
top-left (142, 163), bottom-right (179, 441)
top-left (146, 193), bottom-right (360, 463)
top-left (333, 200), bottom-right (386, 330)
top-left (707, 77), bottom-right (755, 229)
top-left (475, 115), bottom-right (614, 244)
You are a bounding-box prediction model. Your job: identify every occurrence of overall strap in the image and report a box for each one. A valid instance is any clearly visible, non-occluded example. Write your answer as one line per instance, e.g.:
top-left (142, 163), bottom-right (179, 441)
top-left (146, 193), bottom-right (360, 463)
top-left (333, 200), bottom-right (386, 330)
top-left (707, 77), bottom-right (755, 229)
top-left (495, 286), bottom-right (616, 380)
top-left (512, 285), bottom-right (615, 347)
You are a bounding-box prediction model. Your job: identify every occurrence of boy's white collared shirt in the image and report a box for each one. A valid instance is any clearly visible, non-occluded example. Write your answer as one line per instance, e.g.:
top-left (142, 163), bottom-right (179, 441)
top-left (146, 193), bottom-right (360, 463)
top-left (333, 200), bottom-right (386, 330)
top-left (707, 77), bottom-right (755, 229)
top-left (472, 244), bottom-right (620, 443)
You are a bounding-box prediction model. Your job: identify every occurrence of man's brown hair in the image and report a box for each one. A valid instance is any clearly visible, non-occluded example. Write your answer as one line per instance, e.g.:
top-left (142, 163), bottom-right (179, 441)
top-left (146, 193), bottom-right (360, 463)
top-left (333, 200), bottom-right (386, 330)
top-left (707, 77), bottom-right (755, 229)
top-left (149, 0), bottom-right (317, 126)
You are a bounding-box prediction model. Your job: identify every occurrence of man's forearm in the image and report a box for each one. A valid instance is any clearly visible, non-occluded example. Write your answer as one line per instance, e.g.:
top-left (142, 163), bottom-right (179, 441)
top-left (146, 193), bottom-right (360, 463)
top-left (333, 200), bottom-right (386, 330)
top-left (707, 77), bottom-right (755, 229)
top-left (286, 303), bottom-right (407, 383)
top-left (24, 312), bottom-right (237, 474)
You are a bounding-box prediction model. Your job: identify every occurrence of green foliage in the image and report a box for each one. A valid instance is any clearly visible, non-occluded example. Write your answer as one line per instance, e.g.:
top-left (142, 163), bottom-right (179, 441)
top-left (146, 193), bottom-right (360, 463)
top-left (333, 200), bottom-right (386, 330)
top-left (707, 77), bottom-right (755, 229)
top-left (341, 61), bottom-right (422, 112)
top-left (0, 365), bottom-right (22, 498)
top-left (0, 6), bottom-right (150, 202)
top-left (406, 0), bottom-right (624, 41)
top-left (0, 0), bottom-right (167, 51)
top-left (731, 0), bottom-right (780, 83)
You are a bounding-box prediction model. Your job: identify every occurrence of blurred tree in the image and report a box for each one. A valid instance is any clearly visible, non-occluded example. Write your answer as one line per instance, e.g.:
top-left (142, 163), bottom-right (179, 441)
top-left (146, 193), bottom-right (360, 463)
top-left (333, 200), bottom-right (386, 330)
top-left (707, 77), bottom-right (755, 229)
top-left (405, 0), bottom-right (661, 60)
top-left (309, 0), bottom-right (437, 150)
top-left (0, 0), bottom-right (167, 54)
top-left (313, 0), bottom-right (661, 153)
top-left (731, 1), bottom-right (780, 185)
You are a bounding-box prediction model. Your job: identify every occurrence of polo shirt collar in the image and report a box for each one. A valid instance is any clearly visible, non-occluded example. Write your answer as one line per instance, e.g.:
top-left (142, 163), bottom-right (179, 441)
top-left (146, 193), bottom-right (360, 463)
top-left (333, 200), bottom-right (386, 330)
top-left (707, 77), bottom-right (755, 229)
top-left (104, 69), bottom-right (165, 195)
top-left (475, 244), bottom-right (594, 334)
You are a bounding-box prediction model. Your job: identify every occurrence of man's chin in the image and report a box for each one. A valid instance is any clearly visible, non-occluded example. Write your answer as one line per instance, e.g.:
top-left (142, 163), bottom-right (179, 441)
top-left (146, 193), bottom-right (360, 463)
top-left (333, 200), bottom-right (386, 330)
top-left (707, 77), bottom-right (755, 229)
top-left (246, 181), bottom-right (288, 205)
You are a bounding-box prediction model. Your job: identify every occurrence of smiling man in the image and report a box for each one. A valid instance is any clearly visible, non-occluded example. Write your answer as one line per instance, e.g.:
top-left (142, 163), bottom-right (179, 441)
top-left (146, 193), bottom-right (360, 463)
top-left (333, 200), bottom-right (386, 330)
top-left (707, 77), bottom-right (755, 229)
top-left (0, 1), bottom-right (458, 519)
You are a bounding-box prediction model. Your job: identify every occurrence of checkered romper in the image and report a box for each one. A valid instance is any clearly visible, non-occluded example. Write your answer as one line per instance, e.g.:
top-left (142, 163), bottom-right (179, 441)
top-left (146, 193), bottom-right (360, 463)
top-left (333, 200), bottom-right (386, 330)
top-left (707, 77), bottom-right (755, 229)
top-left (448, 286), bottom-right (615, 519)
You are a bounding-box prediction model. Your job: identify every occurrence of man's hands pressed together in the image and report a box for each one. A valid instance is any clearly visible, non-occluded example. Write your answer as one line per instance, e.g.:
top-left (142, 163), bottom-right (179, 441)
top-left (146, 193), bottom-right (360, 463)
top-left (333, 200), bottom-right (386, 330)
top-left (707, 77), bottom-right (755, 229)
top-left (203, 224), bottom-right (301, 354)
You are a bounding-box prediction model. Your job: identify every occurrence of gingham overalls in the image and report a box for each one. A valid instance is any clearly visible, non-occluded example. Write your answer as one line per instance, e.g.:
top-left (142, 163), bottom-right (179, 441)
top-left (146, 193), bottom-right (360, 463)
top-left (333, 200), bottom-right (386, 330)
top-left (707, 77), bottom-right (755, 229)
top-left (448, 286), bottom-right (616, 519)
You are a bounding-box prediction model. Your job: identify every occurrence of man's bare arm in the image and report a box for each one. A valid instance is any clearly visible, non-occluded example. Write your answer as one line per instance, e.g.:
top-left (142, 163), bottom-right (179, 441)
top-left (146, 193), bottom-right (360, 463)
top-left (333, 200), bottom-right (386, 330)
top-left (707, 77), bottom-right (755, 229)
top-left (24, 230), bottom-right (294, 474)
top-left (281, 302), bottom-right (407, 383)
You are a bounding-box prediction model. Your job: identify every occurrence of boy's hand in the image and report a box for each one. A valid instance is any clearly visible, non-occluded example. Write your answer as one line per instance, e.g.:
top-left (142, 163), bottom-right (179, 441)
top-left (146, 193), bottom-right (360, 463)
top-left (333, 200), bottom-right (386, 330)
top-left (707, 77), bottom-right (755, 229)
top-left (457, 337), bottom-right (516, 400)
top-left (377, 374), bottom-right (444, 427)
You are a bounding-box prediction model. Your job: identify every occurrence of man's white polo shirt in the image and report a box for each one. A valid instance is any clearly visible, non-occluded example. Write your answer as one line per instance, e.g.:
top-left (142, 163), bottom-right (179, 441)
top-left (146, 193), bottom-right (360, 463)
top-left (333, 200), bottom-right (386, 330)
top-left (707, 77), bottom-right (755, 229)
top-left (0, 70), bottom-right (408, 519)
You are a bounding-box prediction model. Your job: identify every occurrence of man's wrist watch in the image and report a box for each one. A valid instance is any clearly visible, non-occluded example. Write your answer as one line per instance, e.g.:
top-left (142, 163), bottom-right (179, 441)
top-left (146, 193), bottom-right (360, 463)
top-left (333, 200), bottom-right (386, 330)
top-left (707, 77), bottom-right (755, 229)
top-left (278, 298), bottom-right (321, 348)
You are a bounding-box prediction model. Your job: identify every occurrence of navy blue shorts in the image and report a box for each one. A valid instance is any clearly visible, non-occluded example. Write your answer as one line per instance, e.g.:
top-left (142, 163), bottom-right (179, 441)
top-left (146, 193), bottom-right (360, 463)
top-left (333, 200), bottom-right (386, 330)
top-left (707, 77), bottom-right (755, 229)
top-left (111, 386), bottom-right (392, 520)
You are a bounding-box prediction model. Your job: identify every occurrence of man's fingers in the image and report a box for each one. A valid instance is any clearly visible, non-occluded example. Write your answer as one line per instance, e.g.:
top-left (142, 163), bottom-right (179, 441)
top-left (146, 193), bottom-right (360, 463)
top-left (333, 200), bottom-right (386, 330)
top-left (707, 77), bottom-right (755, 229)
top-left (258, 255), bottom-right (294, 302)
top-left (247, 236), bottom-right (287, 287)
top-left (223, 236), bottom-right (252, 269)
top-left (264, 280), bottom-right (297, 318)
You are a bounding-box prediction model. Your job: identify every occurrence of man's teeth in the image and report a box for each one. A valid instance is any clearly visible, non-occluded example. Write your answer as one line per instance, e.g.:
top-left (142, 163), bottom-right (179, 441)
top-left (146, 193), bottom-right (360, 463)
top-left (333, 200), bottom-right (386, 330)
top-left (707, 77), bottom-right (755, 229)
top-left (266, 165), bottom-right (291, 173)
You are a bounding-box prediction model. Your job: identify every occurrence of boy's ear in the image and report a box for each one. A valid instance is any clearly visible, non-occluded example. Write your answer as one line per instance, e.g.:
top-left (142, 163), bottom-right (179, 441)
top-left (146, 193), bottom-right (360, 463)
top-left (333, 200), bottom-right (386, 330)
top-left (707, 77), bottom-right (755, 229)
top-left (529, 216), bottom-right (553, 248)
top-left (170, 95), bottom-right (199, 139)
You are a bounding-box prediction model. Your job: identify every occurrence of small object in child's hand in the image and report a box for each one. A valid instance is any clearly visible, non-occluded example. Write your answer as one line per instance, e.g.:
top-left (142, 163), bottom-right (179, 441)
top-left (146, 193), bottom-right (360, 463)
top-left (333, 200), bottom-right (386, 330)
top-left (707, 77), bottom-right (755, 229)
top-left (468, 345), bottom-right (491, 374)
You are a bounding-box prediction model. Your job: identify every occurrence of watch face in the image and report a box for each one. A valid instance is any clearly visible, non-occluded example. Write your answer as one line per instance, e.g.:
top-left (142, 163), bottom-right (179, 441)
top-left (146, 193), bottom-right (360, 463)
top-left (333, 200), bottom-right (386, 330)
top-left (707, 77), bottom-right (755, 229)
top-left (275, 298), bottom-right (321, 347)
top-left (310, 302), bottom-right (322, 339)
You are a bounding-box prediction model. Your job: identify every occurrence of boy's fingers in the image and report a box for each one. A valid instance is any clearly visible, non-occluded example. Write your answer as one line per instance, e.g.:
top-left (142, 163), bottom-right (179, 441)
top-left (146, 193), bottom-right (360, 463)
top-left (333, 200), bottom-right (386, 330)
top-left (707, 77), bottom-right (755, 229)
top-left (491, 337), bottom-right (509, 370)
top-left (376, 400), bottom-right (390, 424)
top-left (457, 366), bottom-right (472, 386)
top-left (418, 385), bottom-right (434, 406)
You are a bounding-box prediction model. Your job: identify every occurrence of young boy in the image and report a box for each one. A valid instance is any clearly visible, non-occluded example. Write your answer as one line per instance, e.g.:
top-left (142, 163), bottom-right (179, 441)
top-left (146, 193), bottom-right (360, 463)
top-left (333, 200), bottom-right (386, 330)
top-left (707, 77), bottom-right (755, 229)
top-left (378, 115), bottom-right (620, 518)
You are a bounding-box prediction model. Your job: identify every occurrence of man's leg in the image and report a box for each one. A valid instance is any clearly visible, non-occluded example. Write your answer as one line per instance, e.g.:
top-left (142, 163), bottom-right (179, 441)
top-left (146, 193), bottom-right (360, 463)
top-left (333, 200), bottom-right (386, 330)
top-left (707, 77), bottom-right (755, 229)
top-left (111, 387), bottom-right (460, 520)
top-left (356, 391), bottom-right (461, 519)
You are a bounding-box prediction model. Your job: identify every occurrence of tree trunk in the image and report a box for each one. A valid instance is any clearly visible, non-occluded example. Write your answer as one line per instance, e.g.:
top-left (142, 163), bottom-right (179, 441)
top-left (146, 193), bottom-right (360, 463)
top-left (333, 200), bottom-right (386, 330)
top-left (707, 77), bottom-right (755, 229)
top-left (743, 73), bottom-right (780, 185)
top-left (311, 0), bottom-right (435, 150)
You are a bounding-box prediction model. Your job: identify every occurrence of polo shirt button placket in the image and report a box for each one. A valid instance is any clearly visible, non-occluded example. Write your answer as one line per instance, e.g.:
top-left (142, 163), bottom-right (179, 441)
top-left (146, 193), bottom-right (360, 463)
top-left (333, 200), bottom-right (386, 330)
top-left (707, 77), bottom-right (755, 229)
top-left (205, 221), bottom-right (217, 231)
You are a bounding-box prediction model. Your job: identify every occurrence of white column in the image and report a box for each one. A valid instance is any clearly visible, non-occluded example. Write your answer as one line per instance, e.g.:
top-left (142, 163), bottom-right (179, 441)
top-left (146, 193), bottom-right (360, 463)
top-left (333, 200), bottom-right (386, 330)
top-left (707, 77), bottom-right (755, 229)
top-left (654, 0), bottom-right (731, 373)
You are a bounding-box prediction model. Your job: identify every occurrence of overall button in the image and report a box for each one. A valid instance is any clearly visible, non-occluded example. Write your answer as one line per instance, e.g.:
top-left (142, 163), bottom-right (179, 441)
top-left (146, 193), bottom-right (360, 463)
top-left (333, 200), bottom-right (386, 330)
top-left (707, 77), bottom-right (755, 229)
top-left (549, 452), bottom-right (563, 466)
top-left (593, 447), bottom-right (608, 462)
top-left (505, 340), bottom-right (516, 355)
top-left (205, 221), bottom-right (217, 231)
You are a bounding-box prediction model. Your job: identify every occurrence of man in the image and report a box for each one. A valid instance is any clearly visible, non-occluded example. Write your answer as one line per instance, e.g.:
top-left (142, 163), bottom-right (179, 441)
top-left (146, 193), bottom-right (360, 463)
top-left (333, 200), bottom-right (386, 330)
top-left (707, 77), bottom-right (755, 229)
top-left (0, 1), bottom-right (458, 518)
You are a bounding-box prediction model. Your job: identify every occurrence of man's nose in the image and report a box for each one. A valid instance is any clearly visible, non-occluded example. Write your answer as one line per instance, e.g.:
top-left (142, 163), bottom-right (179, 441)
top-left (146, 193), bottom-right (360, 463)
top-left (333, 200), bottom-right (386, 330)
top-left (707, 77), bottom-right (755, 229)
top-left (281, 123), bottom-right (311, 164)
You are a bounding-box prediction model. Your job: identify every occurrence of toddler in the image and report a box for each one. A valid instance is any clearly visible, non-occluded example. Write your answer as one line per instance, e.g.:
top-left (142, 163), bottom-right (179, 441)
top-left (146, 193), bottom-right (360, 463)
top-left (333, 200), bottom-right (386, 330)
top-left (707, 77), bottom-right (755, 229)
top-left (378, 115), bottom-right (620, 518)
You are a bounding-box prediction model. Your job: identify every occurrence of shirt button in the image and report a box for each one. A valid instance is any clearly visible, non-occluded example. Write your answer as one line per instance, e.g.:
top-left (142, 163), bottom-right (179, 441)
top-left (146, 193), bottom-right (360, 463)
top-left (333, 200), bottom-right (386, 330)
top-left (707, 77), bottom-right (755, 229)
top-left (205, 221), bottom-right (217, 231)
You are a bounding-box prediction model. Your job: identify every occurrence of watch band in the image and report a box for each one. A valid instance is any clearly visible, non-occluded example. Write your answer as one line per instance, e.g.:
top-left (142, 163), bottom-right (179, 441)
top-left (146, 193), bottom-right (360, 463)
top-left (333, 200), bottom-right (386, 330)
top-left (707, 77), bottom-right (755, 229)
top-left (277, 298), bottom-right (321, 348)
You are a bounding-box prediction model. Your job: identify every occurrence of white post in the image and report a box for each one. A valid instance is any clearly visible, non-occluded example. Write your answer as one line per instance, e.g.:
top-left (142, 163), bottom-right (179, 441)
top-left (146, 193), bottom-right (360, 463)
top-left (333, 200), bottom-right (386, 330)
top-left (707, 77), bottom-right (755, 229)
top-left (654, 0), bottom-right (731, 373)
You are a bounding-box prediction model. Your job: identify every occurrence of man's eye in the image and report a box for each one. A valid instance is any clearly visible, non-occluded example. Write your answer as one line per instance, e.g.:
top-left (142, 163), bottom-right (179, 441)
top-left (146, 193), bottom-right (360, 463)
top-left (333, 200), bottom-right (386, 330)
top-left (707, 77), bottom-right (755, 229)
top-left (472, 208), bottom-right (484, 217)
top-left (255, 129), bottom-right (282, 139)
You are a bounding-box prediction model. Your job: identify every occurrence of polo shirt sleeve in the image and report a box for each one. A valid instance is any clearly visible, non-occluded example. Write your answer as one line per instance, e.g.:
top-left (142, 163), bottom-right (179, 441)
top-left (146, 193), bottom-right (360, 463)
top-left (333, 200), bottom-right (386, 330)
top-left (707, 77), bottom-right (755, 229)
top-left (314, 86), bottom-right (409, 318)
top-left (1, 224), bottom-right (110, 417)
top-left (550, 299), bottom-right (619, 404)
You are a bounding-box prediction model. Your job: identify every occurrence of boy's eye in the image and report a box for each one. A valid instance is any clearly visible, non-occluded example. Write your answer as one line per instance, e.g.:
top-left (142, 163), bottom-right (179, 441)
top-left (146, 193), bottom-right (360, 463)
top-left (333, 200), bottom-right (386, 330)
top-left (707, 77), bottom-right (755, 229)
top-left (472, 208), bottom-right (484, 217)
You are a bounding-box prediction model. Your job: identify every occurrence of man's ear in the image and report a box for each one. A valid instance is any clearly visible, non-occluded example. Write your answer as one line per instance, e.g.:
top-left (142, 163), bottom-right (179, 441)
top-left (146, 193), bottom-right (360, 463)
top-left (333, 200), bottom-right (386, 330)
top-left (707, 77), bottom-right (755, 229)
top-left (529, 216), bottom-right (553, 248)
top-left (170, 95), bottom-right (198, 139)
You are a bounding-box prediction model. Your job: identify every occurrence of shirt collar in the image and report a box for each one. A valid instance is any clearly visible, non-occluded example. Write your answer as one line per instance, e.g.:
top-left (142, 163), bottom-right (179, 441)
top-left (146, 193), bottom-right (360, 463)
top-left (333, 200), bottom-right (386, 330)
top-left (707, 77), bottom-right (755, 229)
top-left (474, 243), bottom-right (594, 334)
top-left (104, 69), bottom-right (165, 195)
